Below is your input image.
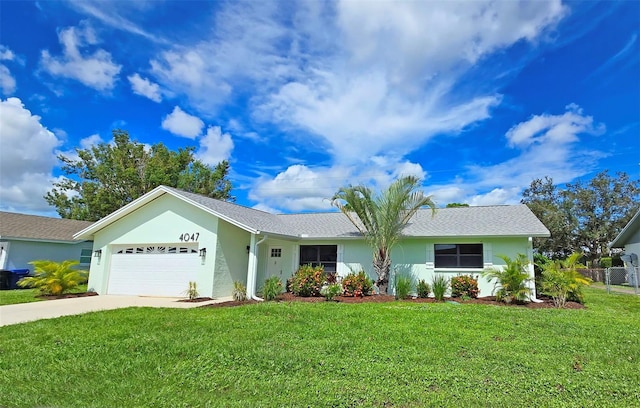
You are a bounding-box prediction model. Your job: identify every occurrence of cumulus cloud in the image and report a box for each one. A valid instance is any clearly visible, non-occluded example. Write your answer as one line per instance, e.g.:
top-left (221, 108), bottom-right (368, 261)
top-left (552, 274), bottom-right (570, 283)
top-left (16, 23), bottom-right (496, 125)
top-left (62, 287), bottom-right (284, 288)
top-left (128, 73), bottom-right (161, 102)
top-left (0, 45), bottom-right (17, 95)
top-left (161, 106), bottom-right (204, 138)
top-left (40, 21), bottom-right (122, 91)
top-left (0, 98), bottom-right (62, 213)
top-left (196, 126), bottom-right (234, 165)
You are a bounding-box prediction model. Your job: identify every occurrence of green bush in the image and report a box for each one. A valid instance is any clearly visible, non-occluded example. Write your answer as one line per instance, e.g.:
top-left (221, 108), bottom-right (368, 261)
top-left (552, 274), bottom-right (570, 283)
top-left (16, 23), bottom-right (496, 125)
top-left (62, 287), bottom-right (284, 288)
top-left (599, 257), bottom-right (612, 268)
top-left (540, 252), bottom-right (591, 307)
top-left (394, 275), bottom-right (413, 300)
top-left (320, 283), bottom-right (342, 301)
top-left (18, 260), bottom-right (88, 296)
top-left (261, 276), bottom-right (282, 301)
top-left (450, 275), bottom-right (479, 299)
top-left (431, 274), bottom-right (449, 301)
top-left (232, 281), bottom-right (247, 301)
top-left (416, 280), bottom-right (431, 298)
top-left (342, 271), bottom-right (373, 297)
top-left (290, 264), bottom-right (326, 297)
top-left (483, 254), bottom-right (532, 304)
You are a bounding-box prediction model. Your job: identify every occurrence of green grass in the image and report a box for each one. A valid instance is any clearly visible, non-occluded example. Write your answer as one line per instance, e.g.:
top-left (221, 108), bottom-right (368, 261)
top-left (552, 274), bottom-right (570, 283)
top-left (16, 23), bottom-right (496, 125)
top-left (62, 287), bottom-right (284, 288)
top-left (0, 288), bottom-right (44, 306)
top-left (0, 284), bottom-right (88, 306)
top-left (1, 288), bottom-right (639, 407)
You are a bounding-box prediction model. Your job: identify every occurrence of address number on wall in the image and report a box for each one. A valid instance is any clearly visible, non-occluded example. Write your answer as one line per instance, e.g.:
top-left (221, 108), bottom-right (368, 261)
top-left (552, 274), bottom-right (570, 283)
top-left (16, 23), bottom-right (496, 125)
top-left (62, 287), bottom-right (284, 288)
top-left (179, 233), bottom-right (200, 242)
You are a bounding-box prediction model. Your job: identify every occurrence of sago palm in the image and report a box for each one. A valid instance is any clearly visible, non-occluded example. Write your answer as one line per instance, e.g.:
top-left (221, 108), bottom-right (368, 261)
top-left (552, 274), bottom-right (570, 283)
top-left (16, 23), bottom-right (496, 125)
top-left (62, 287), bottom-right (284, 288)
top-left (18, 259), bottom-right (88, 296)
top-left (331, 176), bottom-right (435, 294)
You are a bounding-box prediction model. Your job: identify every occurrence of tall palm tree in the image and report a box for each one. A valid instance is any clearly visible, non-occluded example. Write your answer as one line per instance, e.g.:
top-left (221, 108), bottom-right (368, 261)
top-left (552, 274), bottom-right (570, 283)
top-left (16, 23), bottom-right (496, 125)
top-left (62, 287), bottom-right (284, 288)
top-left (331, 176), bottom-right (436, 294)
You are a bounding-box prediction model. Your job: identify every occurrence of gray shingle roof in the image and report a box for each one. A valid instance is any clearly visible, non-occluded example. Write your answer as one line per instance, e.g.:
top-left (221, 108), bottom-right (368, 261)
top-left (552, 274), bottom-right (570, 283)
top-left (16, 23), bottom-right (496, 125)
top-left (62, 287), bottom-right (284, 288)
top-left (166, 188), bottom-right (549, 239)
top-left (0, 211), bottom-right (94, 242)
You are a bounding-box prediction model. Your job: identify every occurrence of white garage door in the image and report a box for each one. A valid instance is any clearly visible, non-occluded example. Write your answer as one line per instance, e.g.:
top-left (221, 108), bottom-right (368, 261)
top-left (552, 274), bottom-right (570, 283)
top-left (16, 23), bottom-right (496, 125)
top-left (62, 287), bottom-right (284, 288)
top-left (108, 245), bottom-right (200, 297)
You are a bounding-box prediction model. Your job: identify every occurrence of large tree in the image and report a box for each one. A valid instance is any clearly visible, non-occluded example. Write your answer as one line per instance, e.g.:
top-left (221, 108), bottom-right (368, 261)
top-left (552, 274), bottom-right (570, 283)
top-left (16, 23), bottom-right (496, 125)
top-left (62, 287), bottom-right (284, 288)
top-left (331, 176), bottom-right (436, 294)
top-left (522, 171), bottom-right (639, 263)
top-left (45, 130), bottom-right (233, 221)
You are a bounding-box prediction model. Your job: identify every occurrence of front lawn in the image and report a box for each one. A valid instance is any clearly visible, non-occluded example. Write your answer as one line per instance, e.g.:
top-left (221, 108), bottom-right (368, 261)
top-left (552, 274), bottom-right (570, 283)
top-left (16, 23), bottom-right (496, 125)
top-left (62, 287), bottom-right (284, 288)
top-left (1, 288), bottom-right (639, 407)
top-left (0, 284), bottom-right (89, 306)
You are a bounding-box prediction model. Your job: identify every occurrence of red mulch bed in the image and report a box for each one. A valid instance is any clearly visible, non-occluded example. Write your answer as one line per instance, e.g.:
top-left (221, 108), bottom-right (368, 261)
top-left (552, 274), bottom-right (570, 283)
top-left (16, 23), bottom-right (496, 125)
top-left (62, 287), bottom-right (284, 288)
top-left (201, 292), bottom-right (585, 309)
top-left (178, 297), bottom-right (214, 303)
top-left (36, 291), bottom-right (99, 300)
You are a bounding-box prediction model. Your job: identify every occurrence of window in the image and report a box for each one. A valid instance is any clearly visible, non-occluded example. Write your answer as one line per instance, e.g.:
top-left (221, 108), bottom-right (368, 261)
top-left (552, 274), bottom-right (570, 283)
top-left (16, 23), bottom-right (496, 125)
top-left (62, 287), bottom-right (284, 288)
top-left (434, 244), bottom-right (483, 268)
top-left (299, 245), bottom-right (337, 272)
top-left (271, 248), bottom-right (282, 258)
top-left (79, 248), bottom-right (92, 264)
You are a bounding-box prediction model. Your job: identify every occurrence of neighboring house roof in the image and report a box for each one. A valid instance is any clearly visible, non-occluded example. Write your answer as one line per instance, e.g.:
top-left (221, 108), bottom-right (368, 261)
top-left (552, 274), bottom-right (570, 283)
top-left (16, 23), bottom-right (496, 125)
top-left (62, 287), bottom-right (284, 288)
top-left (610, 208), bottom-right (640, 248)
top-left (0, 211), bottom-right (94, 242)
top-left (74, 185), bottom-right (550, 240)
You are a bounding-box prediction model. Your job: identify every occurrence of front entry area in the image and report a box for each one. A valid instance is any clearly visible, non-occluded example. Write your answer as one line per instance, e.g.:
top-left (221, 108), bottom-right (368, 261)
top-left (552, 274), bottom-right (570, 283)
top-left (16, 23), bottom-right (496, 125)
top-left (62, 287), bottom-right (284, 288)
top-left (107, 244), bottom-right (200, 297)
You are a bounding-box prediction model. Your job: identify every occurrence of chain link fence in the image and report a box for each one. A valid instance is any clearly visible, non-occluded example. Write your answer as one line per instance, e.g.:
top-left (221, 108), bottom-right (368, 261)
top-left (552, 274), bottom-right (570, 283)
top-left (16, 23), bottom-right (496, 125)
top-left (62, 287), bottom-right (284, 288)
top-left (605, 267), bottom-right (639, 295)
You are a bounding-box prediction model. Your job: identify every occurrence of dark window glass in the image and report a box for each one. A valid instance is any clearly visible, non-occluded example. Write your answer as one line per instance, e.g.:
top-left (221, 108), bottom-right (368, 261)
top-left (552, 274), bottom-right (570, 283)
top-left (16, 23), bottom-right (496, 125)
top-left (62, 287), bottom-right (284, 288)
top-left (299, 245), bottom-right (337, 272)
top-left (434, 244), bottom-right (483, 268)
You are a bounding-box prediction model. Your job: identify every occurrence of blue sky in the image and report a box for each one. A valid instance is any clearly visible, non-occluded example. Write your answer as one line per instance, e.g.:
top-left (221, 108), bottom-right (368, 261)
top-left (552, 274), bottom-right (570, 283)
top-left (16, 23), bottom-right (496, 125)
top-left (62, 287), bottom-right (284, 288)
top-left (1, 0), bottom-right (638, 216)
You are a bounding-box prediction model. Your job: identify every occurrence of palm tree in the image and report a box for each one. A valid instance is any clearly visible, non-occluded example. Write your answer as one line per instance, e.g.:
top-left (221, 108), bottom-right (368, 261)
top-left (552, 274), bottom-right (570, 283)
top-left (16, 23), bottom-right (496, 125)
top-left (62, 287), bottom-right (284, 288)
top-left (482, 254), bottom-right (532, 303)
top-left (331, 176), bottom-right (436, 294)
top-left (18, 260), bottom-right (88, 296)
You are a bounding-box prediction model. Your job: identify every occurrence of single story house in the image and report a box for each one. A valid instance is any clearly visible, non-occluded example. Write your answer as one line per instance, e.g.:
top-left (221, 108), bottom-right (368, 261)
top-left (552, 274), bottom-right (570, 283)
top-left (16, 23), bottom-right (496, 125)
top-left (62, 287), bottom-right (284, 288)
top-left (74, 186), bottom-right (550, 299)
top-left (0, 211), bottom-right (94, 272)
top-left (610, 208), bottom-right (640, 267)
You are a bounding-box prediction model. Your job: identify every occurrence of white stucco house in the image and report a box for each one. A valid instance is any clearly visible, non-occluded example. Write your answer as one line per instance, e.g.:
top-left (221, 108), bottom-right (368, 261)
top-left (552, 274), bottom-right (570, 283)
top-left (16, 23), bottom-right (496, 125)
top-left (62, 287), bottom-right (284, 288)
top-left (0, 211), bottom-right (94, 272)
top-left (74, 186), bottom-right (550, 299)
top-left (610, 208), bottom-right (640, 268)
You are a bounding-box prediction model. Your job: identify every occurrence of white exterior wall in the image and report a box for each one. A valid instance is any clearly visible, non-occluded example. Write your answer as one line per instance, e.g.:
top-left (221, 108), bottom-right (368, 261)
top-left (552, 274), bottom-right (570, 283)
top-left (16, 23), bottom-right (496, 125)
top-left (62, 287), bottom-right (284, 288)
top-left (212, 220), bottom-right (251, 298)
top-left (88, 194), bottom-right (219, 297)
top-left (623, 228), bottom-right (640, 260)
top-left (339, 237), bottom-right (533, 297)
top-left (0, 239), bottom-right (93, 272)
top-left (256, 238), bottom-right (296, 288)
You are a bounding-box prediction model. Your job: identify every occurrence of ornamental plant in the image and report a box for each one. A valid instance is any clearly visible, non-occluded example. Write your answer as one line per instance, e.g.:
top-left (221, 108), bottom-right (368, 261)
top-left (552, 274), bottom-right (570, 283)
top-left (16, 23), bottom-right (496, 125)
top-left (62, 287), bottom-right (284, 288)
top-left (183, 281), bottom-right (199, 300)
top-left (482, 254), bottom-right (532, 304)
top-left (416, 279), bottom-right (431, 298)
top-left (18, 259), bottom-right (88, 296)
top-left (261, 276), bottom-right (282, 301)
top-left (342, 271), bottom-right (373, 297)
top-left (290, 264), bottom-right (326, 297)
top-left (539, 252), bottom-right (591, 307)
top-left (394, 274), bottom-right (413, 300)
top-left (431, 274), bottom-right (449, 301)
top-left (450, 275), bottom-right (479, 299)
top-left (320, 283), bottom-right (342, 301)
top-left (232, 281), bottom-right (247, 301)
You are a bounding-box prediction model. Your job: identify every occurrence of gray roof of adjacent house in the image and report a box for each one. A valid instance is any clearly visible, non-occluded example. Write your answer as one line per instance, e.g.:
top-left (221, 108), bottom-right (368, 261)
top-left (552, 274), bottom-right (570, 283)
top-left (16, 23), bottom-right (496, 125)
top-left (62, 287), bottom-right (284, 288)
top-left (0, 211), bottom-right (94, 242)
top-left (610, 208), bottom-right (640, 248)
top-left (75, 186), bottom-right (551, 240)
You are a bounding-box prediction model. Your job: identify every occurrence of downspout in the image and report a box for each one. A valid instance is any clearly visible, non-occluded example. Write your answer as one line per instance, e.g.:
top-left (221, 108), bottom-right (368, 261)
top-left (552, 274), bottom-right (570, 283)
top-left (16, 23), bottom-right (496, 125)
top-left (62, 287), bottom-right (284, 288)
top-left (527, 236), bottom-right (543, 303)
top-left (248, 234), bottom-right (268, 301)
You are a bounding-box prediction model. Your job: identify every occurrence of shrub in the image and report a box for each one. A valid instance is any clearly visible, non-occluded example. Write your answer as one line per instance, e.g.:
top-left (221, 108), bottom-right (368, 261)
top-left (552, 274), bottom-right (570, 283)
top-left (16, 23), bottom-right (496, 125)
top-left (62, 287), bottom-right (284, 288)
top-left (540, 252), bottom-right (591, 307)
top-left (483, 254), bottom-right (532, 304)
top-left (261, 276), bottom-right (282, 301)
top-left (232, 281), bottom-right (247, 301)
top-left (450, 275), bottom-right (479, 299)
top-left (18, 260), bottom-right (88, 296)
top-left (431, 274), bottom-right (449, 301)
top-left (183, 281), bottom-right (199, 300)
top-left (394, 275), bottom-right (413, 300)
top-left (342, 271), bottom-right (373, 297)
top-left (320, 283), bottom-right (342, 301)
top-left (599, 257), bottom-right (612, 268)
top-left (290, 264), bottom-right (326, 297)
top-left (416, 280), bottom-right (431, 298)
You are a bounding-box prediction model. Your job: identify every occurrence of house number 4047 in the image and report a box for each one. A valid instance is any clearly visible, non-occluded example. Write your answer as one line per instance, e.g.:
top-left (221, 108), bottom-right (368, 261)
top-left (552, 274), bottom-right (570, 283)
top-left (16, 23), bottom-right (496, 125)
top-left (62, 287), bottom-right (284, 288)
top-left (179, 233), bottom-right (199, 242)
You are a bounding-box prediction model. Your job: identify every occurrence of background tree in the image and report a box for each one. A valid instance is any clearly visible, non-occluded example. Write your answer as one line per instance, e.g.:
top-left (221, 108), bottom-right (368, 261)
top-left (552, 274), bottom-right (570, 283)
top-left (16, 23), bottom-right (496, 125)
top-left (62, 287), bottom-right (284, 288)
top-left (45, 130), bottom-right (234, 221)
top-left (521, 171), bottom-right (639, 264)
top-left (331, 176), bottom-right (436, 294)
top-left (446, 203), bottom-right (469, 208)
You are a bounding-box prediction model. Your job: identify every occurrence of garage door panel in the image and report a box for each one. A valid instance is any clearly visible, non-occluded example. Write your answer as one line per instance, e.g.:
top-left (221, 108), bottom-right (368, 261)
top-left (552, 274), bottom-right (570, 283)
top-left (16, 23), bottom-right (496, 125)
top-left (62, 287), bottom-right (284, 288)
top-left (108, 252), bottom-right (200, 297)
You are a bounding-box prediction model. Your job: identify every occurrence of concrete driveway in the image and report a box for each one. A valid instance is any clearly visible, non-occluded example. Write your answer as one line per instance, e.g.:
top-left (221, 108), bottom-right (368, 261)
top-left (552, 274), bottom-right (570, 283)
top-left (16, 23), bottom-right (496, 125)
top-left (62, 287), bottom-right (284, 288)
top-left (0, 295), bottom-right (231, 327)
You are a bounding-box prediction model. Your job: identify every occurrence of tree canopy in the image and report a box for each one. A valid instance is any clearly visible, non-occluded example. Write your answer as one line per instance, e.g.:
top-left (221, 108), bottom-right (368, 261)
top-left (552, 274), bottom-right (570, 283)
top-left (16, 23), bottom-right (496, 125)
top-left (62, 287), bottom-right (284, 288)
top-left (521, 171), bottom-right (639, 264)
top-left (331, 176), bottom-right (436, 294)
top-left (45, 130), bottom-right (233, 221)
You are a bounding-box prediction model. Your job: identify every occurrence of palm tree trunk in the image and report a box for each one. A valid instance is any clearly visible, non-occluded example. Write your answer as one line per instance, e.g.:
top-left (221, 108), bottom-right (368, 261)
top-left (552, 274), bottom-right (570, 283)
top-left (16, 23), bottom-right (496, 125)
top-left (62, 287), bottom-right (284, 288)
top-left (373, 250), bottom-right (392, 294)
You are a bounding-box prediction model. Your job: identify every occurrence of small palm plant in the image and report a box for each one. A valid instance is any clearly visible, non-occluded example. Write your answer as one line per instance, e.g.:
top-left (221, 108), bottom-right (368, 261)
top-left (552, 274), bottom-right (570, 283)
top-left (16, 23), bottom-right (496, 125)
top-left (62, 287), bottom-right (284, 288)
top-left (232, 281), bottom-right (247, 301)
top-left (18, 260), bottom-right (88, 296)
top-left (482, 254), bottom-right (532, 303)
top-left (539, 252), bottom-right (591, 307)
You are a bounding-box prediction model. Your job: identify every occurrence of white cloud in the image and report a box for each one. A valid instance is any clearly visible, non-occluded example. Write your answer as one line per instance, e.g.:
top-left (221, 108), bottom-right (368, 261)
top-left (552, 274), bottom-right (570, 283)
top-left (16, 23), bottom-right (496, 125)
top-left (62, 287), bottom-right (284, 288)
top-left (40, 21), bottom-right (122, 91)
top-left (196, 126), bottom-right (234, 165)
top-left (161, 106), bottom-right (204, 138)
top-left (0, 45), bottom-right (15, 61)
top-left (79, 133), bottom-right (104, 149)
top-left (0, 98), bottom-right (62, 213)
top-left (128, 73), bottom-right (161, 102)
top-left (0, 65), bottom-right (16, 95)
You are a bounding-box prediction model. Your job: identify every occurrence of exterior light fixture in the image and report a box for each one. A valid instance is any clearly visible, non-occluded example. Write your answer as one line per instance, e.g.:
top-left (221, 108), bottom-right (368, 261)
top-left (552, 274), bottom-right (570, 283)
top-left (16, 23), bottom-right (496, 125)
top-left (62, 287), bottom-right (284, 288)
top-left (199, 248), bottom-right (207, 258)
top-left (246, 245), bottom-right (250, 254)
top-left (93, 249), bottom-right (102, 258)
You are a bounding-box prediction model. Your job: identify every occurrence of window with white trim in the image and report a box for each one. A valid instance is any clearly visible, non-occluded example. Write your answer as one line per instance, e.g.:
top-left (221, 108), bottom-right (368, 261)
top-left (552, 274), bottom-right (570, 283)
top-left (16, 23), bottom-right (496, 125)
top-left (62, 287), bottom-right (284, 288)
top-left (434, 244), bottom-right (483, 268)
